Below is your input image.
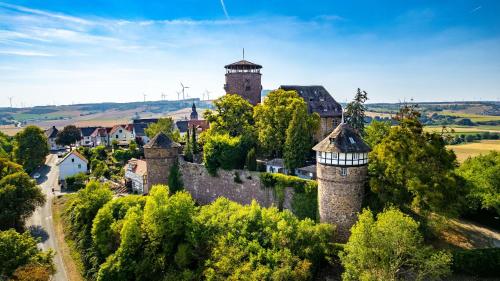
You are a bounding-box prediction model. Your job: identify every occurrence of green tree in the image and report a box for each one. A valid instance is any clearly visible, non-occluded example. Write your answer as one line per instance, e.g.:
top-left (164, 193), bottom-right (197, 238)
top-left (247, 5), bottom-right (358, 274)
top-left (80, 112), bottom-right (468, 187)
top-left (111, 139), bottom-right (119, 150)
top-left (0, 229), bottom-right (54, 279)
top-left (457, 151), bottom-right (500, 215)
top-left (91, 195), bottom-right (146, 261)
top-left (168, 161), bottom-right (184, 193)
top-left (14, 126), bottom-right (49, 173)
top-left (0, 169), bottom-right (45, 230)
top-left (65, 172), bottom-right (88, 191)
top-left (183, 129), bottom-right (193, 162)
top-left (245, 147), bottom-right (257, 171)
top-left (191, 125), bottom-right (199, 155)
top-left (345, 88), bottom-right (368, 135)
top-left (364, 119), bottom-right (391, 148)
top-left (284, 106), bottom-right (319, 173)
top-left (113, 149), bottom-right (133, 164)
top-left (92, 145), bottom-right (108, 161)
top-left (64, 181), bottom-right (112, 278)
top-left (145, 118), bottom-right (179, 141)
top-left (0, 131), bottom-right (13, 159)
top-left (92, 160), bottom-right (110, 179)
top-left (254, 89), bottom-right (316, 158)
top-left (56, 125), bottom-right (82, 146)
top-left (203, 94), bottom-right (255, 139)
top-left (198, 198), bottom-right (334, 281)
top-left (341, 208), bottom-right (451, 281)
top-left (369, 106), bottom-right (465, 215)
top-left (203, 134), bottom-right (246, 175)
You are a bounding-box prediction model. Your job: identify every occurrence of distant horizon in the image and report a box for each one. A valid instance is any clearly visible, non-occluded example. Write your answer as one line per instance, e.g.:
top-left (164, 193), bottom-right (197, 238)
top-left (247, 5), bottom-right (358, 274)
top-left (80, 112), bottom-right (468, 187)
top-left (1, 1), bottom-right (500, 107)
top-left (1, 95), bottom-right (498, 110)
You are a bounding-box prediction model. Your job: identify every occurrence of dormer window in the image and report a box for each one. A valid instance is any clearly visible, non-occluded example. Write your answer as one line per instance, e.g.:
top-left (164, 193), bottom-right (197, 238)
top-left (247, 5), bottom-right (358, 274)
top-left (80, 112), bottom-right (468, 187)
top-left (349, 137), bottom-right (356, 144)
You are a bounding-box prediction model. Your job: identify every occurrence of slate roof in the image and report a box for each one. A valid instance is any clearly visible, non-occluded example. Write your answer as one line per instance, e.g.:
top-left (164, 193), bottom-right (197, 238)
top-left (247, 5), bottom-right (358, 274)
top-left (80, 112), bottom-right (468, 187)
top-left (45, 126), bottom-right (58, 138)
top-left (80, 127), bottom-right (99, 137)
top-left (188, 120), bottom-right (209, 131)
top-left (143, 132), bottom-right (181, 149)
top-left (133, 123), bottom-right (149, 137)
top-left (279, 85), bottom-right (342, 118)
top-left (313, 123), bottom-right (371, 153)
top-left (266, 158), bottom-right (284, 167)
top-left (224, 59), bottom-right (262, 70)
top-left (176, 120), bottom-right (189, 133)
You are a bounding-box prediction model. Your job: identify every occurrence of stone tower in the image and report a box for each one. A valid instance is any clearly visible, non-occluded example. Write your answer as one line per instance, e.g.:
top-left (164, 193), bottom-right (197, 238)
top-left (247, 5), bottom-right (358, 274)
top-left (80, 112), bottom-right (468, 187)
top-left (144, 132), bottom-right (181, 194)
top-left (190, 103), bottom-right (198, 120)
top-left (224, 59), bottom-right (262, 106)
top-left (312, 123), bottom-right (371, 242)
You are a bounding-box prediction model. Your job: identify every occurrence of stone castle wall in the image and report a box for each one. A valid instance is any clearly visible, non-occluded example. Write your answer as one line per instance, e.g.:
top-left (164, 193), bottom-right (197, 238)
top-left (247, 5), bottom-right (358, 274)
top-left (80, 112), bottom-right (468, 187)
top-left (179, 158), bottom-right (294, 208)
top-left (225, 72), bottom-right (262, 106)
top-left (317, 164), bottom-right (367, 242)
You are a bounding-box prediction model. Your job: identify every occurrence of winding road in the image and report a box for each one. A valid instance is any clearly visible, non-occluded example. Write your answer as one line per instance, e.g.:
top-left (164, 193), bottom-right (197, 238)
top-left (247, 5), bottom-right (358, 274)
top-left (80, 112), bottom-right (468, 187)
top-left (27, 154), bottom-right (69, 281)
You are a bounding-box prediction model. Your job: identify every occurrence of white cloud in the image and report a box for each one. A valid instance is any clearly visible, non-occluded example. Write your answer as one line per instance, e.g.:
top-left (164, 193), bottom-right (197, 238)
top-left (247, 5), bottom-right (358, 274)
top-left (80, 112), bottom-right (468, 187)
top-left (0, 50), bottom-right (54, 56)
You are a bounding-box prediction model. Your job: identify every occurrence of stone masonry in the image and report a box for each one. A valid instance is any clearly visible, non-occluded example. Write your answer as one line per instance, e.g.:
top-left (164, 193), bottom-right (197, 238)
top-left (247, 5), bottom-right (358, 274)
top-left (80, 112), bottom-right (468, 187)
top-left (225, 71), bottom-right (262, 106)
top-left (144, 145), bottom-right (179, 194)
top-left (317, 165), bottom-right (367, 242)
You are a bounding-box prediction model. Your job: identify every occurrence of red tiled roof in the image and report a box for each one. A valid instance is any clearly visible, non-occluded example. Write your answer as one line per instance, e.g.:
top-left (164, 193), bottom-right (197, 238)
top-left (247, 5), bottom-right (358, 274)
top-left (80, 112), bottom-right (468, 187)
top-left (127, 158), bottom-right (147, 176)
top-left (188, 120), bottom-right (209, 131)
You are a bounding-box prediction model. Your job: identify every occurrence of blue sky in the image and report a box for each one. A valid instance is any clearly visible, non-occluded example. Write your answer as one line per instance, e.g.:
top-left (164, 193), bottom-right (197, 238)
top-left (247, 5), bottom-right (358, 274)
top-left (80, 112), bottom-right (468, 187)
top-left (0, 0), bottom-right (499, 107)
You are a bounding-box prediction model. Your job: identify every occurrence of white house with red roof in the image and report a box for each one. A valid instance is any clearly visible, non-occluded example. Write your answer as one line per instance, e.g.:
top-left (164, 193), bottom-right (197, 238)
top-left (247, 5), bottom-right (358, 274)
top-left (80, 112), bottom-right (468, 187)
top-left (57, 150), bottom-right (88, 180)
top-left (124, 158), bottom-right (148, 194)
top-left (109, 124), bottom-right (134, 145)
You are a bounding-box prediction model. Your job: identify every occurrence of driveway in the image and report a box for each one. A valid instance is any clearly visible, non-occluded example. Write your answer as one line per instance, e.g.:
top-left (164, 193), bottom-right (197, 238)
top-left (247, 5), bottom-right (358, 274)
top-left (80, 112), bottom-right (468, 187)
top-left (27, 154), bottom-right (69, 281)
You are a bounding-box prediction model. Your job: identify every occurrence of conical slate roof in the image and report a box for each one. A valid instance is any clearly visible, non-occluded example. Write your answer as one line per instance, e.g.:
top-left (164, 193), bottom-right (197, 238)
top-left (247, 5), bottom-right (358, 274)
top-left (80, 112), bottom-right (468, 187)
top-left (143, 132), bottom-right (180, 149)
top-left (313, 123), bottom-right (371, 153)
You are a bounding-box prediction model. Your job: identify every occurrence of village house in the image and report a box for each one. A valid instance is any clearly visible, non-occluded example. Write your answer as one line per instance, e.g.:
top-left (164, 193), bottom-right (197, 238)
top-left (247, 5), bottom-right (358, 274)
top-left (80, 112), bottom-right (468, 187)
top-left (124, 158), bottom-right (148, 194)
top-left (108, 124), bottom-right (135, 145)
top-left (57, 150), bottom-right (88, 182)
top-left (45, 126), bottom-right (63, 151)
top-left (79, 126), bottom-right (99, 147)
top-left (265, 158), bottom-right (287, 174)
top-left (132, 118), bottom-right (158, 145)
top-left (90, 127), bottom-right (110, 147)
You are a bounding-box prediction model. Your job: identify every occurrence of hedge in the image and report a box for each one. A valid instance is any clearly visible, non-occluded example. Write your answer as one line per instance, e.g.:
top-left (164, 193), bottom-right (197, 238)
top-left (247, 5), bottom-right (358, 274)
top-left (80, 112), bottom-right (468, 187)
top-left (451, 248), bottom-right (500, 277)
top-left (260, 172), bottom-right (318, 221)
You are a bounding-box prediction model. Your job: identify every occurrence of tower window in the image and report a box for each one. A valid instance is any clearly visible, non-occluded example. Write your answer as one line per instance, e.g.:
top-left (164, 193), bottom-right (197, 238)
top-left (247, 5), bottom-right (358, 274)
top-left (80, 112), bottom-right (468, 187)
top-left (245, 86), bottom-right (251, 91)
top-left (341, 167), bottom-right (347, 176)
top-left (71, 158), bottom-right (74, 163)
top-left (353, 153), bottom-right (358, 160)
top-left (349, 137), bottom-right (356, 144)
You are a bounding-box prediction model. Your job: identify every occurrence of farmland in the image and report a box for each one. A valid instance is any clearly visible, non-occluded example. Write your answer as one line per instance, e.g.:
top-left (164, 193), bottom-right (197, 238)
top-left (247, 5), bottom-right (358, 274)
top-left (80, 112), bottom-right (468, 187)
top-left (447, 140), bottom-right (500, 162)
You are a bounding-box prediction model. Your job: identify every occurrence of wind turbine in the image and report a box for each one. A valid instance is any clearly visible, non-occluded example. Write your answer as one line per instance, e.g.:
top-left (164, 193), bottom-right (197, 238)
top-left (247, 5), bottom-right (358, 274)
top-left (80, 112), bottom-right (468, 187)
top-left (143, 93), bottom-right (147, 103)
top-left (180, 82), bottom-right (189, 100)
top-left (8, 97), bottom-right (13, 108)
top-left (176, 91), bottom-right (181, 100)
top-left (161, 93), bottom-right (166, 101)
top-left (203, 90), bottom-right (211, 101)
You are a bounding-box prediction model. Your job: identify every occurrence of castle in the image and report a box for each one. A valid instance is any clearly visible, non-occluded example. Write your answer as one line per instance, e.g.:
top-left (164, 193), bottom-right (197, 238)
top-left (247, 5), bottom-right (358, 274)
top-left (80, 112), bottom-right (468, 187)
top-left (141, 58), bottom-right (370, 242)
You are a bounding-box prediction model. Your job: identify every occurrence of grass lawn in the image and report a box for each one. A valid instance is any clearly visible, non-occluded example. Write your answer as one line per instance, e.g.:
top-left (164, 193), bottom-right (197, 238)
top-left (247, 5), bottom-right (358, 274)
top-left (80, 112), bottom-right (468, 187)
top-left (52, 194), bottom-right (85, 281)
top-left (447, 140), bottom-right (500, 162)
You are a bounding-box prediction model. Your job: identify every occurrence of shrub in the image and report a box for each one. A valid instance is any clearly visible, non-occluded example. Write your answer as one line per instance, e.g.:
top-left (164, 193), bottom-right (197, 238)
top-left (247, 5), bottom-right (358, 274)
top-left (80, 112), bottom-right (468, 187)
top-left (65, 172), bottom-right (88, 191)
top-left (203, 134), bottom-right (246, 176)
top-left (451, 248), bottom-right (500, 277)
top-left (233, 171), bottom-right (242, 183)
top-left (260, 172), bottom-right (318, 220)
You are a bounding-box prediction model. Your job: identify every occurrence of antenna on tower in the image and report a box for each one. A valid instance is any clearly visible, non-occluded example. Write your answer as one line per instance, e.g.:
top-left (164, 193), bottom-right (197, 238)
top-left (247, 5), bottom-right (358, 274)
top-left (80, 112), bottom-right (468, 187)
top-left (242, 48), bottom-right (245, 60)
top-left (143, 93), bottom-right (147, 103)
top-left (8, 97), bottom-right (13, 108)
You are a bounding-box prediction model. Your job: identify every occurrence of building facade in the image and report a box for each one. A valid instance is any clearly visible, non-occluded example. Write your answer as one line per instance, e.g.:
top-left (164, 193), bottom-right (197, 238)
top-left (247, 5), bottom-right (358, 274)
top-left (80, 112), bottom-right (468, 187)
top-left (45, 126), bottom-right (63, 151)
top-left (313, 123), bottom-right (370, 242)
top-left (125, 158), bottom-right (148, 194)
top-left (224, 59), bottom-right (263, 106)
top-left (57, 150), bottom-right (88, 181)
top-left (280, 85), bottom-right (343, 140)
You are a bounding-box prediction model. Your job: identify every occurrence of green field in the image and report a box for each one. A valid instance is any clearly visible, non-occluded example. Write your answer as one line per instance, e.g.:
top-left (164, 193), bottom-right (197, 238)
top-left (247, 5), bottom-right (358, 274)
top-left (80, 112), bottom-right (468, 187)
top-left (424, 125), bottom-right (500, 135)
top-left (440, 111), bottom-right (500, 122)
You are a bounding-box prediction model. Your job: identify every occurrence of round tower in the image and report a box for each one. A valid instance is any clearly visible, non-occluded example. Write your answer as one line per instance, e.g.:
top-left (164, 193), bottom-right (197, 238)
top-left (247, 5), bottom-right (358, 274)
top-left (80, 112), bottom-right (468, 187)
top-left (312, 123), bottom-right (371, 242)
top-left (224, 59), bottom-right (262, 106)
top-left (144, 132), bottom-right (181, 194)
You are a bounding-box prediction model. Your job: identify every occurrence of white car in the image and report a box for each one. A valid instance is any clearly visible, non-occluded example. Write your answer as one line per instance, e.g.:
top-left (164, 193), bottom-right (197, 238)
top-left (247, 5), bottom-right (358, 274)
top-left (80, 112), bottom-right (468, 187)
top-left (32, 173), bottom-right (41, 179)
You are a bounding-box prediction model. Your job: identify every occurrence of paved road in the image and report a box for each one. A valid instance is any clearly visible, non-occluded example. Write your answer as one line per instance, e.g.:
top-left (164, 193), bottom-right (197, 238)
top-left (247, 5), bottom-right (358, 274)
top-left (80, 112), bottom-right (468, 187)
top-left (27, 154), bottom-right (69, 281)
